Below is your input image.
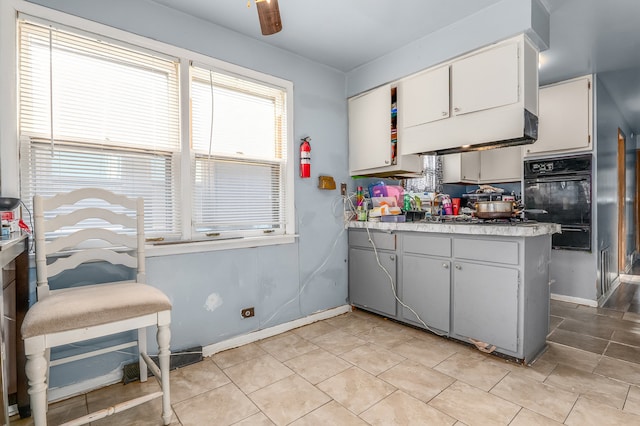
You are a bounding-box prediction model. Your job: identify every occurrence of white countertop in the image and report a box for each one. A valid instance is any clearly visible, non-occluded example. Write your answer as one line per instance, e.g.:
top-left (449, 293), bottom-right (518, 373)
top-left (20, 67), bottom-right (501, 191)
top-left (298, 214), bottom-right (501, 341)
top-left (348, 220), bottom-right (561, 237)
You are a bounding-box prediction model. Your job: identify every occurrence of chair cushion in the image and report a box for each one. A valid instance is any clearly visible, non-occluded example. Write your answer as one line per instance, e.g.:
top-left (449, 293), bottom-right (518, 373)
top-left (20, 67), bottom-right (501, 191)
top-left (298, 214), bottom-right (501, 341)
top-left (21, 282), bottom-right (172, 339)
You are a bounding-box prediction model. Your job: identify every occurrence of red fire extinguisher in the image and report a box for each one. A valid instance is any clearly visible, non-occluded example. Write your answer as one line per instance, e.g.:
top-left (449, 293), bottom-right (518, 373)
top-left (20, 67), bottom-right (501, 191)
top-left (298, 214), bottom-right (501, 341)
top-left (300, 137), bottom-right (311, 178)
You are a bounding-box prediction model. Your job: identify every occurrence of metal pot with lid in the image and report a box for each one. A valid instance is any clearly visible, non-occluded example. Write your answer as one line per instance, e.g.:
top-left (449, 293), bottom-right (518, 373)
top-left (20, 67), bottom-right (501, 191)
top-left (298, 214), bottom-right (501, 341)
top-left (474, 200), bottom-right (516, 219)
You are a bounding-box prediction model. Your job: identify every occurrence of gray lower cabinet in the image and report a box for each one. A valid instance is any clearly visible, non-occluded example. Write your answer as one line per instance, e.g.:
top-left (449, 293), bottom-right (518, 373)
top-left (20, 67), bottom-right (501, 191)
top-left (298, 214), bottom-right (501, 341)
top-left (348, 246), bottom-right (397, 317)
top-left (452, 261), bottom-right (519, 352)
top-left (348, 228), bottom-right (550, 362)
top-left (402, 254), bottom-right (450, 332)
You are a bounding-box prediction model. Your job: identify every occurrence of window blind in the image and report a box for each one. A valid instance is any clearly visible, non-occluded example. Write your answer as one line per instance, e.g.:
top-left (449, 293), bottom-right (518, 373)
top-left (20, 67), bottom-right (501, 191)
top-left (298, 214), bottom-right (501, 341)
top-left (190, 66), bottom-right (289, 236)
top-left (18, 19), bottom-right (181, 238)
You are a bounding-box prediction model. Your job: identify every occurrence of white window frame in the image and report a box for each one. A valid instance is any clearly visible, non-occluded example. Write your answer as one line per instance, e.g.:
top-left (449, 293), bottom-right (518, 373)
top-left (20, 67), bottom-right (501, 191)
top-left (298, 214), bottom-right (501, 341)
top-left (1, 0), bottom-right (296, 256)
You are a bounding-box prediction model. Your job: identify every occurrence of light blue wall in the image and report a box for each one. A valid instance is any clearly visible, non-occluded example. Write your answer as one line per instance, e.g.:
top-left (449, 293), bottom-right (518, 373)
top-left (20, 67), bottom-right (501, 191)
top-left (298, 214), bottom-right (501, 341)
top-left (25, 0), bottom-right (350, 388)
top-left (596, 75), bottom-right (634, 282)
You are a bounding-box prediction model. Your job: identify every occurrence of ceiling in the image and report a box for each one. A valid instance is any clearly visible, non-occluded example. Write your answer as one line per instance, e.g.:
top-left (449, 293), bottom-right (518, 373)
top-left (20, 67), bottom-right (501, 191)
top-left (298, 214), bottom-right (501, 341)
top-left (150, 0), bottom-right (640, 132)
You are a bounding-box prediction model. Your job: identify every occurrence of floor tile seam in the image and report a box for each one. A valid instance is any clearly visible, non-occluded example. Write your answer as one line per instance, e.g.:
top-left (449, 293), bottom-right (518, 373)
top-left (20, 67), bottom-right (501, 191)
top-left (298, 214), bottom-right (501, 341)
top-left (170, 376), bottom-right (233, 406)
top-left (222, 357), bottom-right (296, 395)
top-left (343, 382), bottom-right (398, 417)
top-left (546, 341), bottom-right (605, 370)
top-left (211, 347), bottom-right (270, 371)
top-left (368, 388), bottom-right (455, 424)
top-left (542, 368), bottom-right (631, 408)
top-left (559, 393), bottom-right (580, 425)
top-left (490, 385), bottom-right (577, 425)
top-left (279, 399), bottom-right (337, 426)
top-left (555, 323), bottom-right (615, 341)
top-left (547, 334), bottom-right (610, 356)
top-left (245, 371), bottom-right (333, 416)
top-left (591, 358), bottom-right (640, 387)
top-left (430, 379), bottom-right (522, 423)
top-left (489, 371), bottom-right (580, 417)
top-left (607, 339), bottom-right (640, 354)
top-left (622, 384), bottom-right (633, 412)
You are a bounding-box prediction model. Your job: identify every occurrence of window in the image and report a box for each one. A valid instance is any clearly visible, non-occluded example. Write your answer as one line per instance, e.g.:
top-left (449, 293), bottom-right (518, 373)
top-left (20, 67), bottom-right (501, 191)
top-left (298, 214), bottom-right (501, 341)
top-left (19, 19), bottom-right (180, 238)
top-left (190, 66), bottom-right (288, 237)
top-left (17, 17), bottom-right (294, 244)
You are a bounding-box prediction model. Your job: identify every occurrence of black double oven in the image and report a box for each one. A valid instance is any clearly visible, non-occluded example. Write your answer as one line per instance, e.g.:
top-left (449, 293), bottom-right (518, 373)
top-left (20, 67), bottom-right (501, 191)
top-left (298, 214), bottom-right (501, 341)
top-left (524, 154), bottom-right (592, 251)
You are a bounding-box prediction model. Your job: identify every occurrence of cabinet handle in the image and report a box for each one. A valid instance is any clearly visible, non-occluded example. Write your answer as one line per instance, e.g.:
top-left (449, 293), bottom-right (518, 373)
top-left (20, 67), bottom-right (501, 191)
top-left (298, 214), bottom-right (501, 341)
top-left (385, 160), bottom-right (390, 164)
top-left (390, 255), bottom-right (395, 261)
top-left (441, 111), bottom-right (447, 116)
top-left (455, 264), bottom-right (462, 270)
top-left (453, 107), bottom-right (460, 113)
top-left (442, 263), bottom-right (449, 269)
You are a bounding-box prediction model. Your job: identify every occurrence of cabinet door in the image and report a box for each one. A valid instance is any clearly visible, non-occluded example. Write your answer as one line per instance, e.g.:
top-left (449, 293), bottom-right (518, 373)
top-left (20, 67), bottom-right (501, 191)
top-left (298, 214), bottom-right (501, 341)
top-left (525, 77), bottom-right (591, 155)
top-left (452, 43), bottom-right (519, 116)
top-left (453, 262), bottom-right (519, 352)
top-left (348, 85), bottom-right (392, 172)
top-left (348, 247), bottom-right (397, 317)
top-left (402, 255), bottom-right (450, 332)
top-left (442, 152), bottom-right (480, 183)
top-left (400, 66), bottom-right (450, 128)
top-left (480, 146), bottom-right (523, 183)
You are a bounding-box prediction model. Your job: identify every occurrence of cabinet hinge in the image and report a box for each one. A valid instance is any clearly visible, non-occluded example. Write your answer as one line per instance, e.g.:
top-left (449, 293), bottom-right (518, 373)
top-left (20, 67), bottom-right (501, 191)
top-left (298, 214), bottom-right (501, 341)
top-left (588, 134), bottom-right (591, 144)
top-left (588, 81), bottom-right (591, 90)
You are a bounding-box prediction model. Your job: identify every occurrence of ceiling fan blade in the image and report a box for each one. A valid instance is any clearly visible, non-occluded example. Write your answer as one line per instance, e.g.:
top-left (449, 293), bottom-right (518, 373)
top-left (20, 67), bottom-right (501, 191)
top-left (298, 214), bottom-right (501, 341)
top-left (256, 0), bottom-right (282, 35)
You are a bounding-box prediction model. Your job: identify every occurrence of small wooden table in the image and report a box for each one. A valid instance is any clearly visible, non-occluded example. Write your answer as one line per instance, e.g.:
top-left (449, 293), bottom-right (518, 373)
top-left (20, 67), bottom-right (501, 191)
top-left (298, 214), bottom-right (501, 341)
top-left (0, 234), bottom-right (29, 423)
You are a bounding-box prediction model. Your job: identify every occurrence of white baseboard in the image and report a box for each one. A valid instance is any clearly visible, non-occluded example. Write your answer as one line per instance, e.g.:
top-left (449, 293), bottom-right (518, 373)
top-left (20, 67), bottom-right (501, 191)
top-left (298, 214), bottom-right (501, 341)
top-left (550, 293), bottom-right (597, 307)
top-left (620, 274), bottom-right (640, 283)
top-left (202, 304), bottom-right (352, 357)
top-left (41, 304), bottom-right (351, 403)
top-left (48, 370), bottom-right (123, 403)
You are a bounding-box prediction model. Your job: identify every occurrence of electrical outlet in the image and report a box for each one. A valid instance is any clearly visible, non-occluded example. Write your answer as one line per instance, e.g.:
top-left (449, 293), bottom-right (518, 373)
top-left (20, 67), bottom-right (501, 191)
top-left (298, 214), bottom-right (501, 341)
top-left (340, 183), bottom-right (347, 196)
top-left (241, 307), bottom-right (255, 318)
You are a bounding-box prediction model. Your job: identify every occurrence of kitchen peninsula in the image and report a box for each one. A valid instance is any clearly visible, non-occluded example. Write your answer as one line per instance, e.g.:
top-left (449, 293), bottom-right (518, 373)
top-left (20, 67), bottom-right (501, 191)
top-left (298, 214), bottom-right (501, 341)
top-left (347, 221), bottom-right (560, 364)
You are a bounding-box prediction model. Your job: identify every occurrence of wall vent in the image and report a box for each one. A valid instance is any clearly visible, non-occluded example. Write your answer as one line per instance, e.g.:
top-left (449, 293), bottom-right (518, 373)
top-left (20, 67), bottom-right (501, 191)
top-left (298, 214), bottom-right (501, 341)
top-left (600, 247), bottom-right (611, 296)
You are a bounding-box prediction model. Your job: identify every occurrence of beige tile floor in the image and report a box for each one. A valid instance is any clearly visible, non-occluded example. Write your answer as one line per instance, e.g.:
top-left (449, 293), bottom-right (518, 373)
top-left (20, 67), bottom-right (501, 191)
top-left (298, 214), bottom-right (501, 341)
top-left (11, 300), bottom-right (640, 425)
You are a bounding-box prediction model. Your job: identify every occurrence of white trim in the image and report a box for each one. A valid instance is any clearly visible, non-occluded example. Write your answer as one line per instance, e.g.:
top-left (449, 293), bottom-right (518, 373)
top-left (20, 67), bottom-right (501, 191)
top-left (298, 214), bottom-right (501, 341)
top-left (48, 369), bottom-right (123, 403)
top-left (145, 234), bottom-right (297, 257)
top-left (598, 277), bottom-right (622, 307)
top-left (620, 274), bottom-right (640, 284)
top-left (202, 305), bottom-right (351, 357)
top-left (550, 293), bottom-right (598, 307)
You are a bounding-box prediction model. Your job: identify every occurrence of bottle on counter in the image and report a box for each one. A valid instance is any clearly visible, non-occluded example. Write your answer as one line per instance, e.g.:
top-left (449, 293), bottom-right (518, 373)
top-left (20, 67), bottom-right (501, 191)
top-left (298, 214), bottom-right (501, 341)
top-left (356, 186), bottom-right (364, 207)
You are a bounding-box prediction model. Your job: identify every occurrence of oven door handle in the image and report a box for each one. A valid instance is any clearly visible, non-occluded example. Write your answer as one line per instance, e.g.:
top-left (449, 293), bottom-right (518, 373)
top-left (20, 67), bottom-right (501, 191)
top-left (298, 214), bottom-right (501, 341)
top-left (526, 175), bottom-right (589, 184)
top-left (561, 225), bottom-right (590, 232)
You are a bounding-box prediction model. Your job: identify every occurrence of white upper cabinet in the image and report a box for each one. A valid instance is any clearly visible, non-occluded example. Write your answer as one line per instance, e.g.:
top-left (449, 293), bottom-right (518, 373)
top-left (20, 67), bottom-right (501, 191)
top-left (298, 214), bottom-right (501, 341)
top-left (479, 146), bottom-right (523, 183)
top-left (401, 35), bottom-right (538, 155)
top-left (443, 146), bottom-right (522, 184)
top-left (349, 85), bottom-right (422, 176)
top-left (442, 152), bottom-right (481, 184)
top-left (348, 85), bottom-right (392, 172)
top-left (451, 43), bottom-right (520, 116)
top-left (524, 75), bottom-right (592, 156)
top-left (399, 65), bottom-right (450, 128)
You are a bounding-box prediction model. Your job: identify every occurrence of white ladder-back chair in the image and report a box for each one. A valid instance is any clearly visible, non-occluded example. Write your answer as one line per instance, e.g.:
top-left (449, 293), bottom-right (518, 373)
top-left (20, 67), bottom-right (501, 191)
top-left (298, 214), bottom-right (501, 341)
top-left (21, 188), bottom-right (172, 426)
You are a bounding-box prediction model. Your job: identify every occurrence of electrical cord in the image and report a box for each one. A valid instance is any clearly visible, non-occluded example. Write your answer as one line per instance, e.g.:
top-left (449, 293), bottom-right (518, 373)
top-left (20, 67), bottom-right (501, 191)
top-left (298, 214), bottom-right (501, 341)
top-left (362, 213), bottom-right (448, 338)
top-left (261, 194), bottom-right (348, 328)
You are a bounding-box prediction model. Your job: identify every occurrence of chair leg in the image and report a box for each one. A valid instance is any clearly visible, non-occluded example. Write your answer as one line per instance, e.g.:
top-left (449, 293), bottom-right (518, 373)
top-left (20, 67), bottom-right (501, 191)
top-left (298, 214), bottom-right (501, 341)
top-left (25, 350), bottom-right (49, 426)
top-left (138, 328), bottom-right (148, 382)
top-left (157, 323), bottom-right (172, 425)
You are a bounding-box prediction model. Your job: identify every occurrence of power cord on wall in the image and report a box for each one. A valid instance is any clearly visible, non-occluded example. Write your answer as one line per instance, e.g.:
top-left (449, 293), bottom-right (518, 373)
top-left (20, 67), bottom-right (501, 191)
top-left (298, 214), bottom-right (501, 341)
top-left (261, 194), bottom-right (349, 328)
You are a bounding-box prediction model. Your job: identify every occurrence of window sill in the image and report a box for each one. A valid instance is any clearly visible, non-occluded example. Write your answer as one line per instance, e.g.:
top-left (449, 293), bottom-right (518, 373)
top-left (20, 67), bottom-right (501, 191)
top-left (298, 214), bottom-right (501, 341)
top-left (145, 234), bottom-right (298, 257)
